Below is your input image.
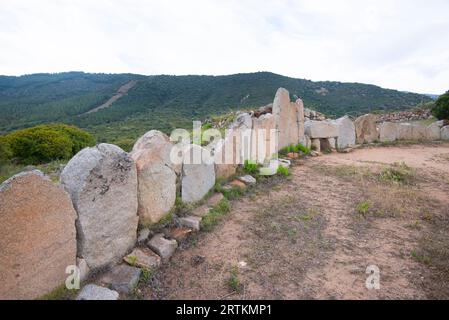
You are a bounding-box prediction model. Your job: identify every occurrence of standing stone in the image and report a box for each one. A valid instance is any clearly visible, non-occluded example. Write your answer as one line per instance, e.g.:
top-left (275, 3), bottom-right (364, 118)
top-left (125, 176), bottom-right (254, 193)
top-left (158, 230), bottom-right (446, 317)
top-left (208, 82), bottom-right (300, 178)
top-left (305, 120), bottom-right (339, 138)
top-left (410, 124), bottom-right (427, 140)
top-left (0, 170), bottom-right (76, 300)
top-left (251, 113), bottom-right (277, 163)
top-left (379, 122), bottom-right (400, 142)
top-left (426, 121), bottom-right (444, 140)
top-left (354, 114), bottom-right (379, 144)
top-left (332, 116), bottom-right (356, 148)
top-left (181, 144), bottom-right (215, 203)
top-left (131, 131), bottom-right (177, 226)
top-left (273, 88), bottom-right (303, 149)
top-left (311, 138), bottom-right (321, 152)
top-left (60, 144), bottom-right (138, 270)
top-left (397, 123), bottom-right (413, 140)
top-left (442, 126), bottom-right (449, 140)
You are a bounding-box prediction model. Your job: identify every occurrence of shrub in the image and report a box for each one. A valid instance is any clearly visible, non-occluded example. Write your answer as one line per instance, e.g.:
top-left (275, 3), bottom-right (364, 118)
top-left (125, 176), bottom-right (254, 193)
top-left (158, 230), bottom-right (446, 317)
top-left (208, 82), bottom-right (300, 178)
top-left (379, 162), bottom-right (415, 184)
top-left (243, 160), bottom-right (259, 174)
top-left (0, 136), bottom-right (12, 164)
top-left (432, 91), bottom-right (449, 120)
top-left (4, 124), bottom-right (95, 164)
top-left (277, 165), bottom-right (290, 177)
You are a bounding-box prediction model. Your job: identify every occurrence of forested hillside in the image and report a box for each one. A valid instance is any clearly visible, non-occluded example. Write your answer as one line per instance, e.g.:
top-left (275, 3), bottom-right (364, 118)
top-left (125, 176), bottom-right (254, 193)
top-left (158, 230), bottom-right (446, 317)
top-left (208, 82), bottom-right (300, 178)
top-left (0, 71), bottom-right (431, 144)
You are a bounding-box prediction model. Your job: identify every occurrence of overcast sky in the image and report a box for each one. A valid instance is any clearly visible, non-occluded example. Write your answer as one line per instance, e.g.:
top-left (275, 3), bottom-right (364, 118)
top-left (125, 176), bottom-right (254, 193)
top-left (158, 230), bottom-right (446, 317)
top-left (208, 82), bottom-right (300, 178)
top-left (0, 0), bottom-right (448, 94)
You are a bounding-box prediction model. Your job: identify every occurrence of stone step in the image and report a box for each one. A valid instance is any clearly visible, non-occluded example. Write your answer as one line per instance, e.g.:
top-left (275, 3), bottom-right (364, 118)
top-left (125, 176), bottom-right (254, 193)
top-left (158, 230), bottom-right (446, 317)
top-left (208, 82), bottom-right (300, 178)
top-left (99, 264), bottom-right (141, 295)
top-left (123, 248), bottom-right (161, 269)
top-left (179, 215), bottom-right (202, 231)
top-left (147, 234), bottom-right (178, 262)
top-left (76, 284), bottom-right (119, 300)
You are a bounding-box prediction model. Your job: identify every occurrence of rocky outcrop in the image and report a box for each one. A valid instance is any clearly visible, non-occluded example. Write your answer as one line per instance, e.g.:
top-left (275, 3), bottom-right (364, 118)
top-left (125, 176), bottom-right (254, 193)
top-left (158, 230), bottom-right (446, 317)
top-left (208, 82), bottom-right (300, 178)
top-left (60, 144), bottom-right (138, 270)
top-left (332, 116), bottom-right (356, 149)
top-left (131, 131), bottom-right (177, 226)
top-left (355, 114), bottom-right (379, 144)
top-left (181, 144), bottom-right (216, 203)
top-left (0, 170), bottom-right (76, 299)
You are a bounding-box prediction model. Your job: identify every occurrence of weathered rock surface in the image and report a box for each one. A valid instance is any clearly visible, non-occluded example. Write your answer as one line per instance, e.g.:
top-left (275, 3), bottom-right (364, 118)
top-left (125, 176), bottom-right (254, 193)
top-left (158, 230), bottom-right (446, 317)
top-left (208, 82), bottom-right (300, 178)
top-left (379, 122), bottom-right (400, 142)
top-left (305, 120), bottom-right (339, 138)
top-left (207, 193), bottom-right (224, 207)
top-left (355, 114), bottom-right (379, 144)
top-left (181, 144), bottom-right (215, 203)
top-left (131, 130), bottom-right (177, 226)
top-left (124, 248), bottom-right (161, 269)
top-left (179, 216), bottom-right (202, 231)
top-left (76, 284), bottom-right (119, 300)
top-left (60, 143), bottom-right (138, 270)
top-left (426, 122), bottom-right (442, 140)
top-left (442, 126), bottom-right (449, 140)
top-left (0, 170), bottom-right (76, 300)
top-left (77, 258), bottom-right (90, 282)
top-left (238, 175), bottom-right (257, 185)
top-left (273, 88), bottom-right (304, 149)
top-left (100, 264), bottom-right (141, 294)
top-left (148, 234), bottom-right (178, 261)
top-left (168, 228), bottom-right (193, 242)
top-left (332, 116), bottom-right (356, 148)
top-left (397, 123), bottom-right (427, 140)
top-left (137, 228), bottom-right (151, 244)
top-left (192, 205), bottom-right (210, 217)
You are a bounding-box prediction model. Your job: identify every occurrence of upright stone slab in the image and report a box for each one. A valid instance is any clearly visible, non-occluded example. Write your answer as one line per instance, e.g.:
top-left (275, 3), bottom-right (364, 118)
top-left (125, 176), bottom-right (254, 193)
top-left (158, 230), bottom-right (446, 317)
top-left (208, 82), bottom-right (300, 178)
top-left (251, 113), bottom-right (277, 163)
top-left (355, 114), bottom-right (379, 144)
top-left (131, 130), bottom-right (177, 226)
top-left (60, 144), bottom-right (138, 270)
top-left (273, 88), bottom-right (303, 149)
top-left (332, 116), bottom-right (356, 148)
top-left (397, 123), bottom-right (413, 140)
top-left (0, 170), bottom-right (76, 300)
top-left (181, 144), bottom-right (216, 203)
top-left (426, 121), bottom-right (444, 140)
top-left (442, 126), bottom-right (449, 140)
top-left (379, 122), bottom-right (400, 142)
top-left (410, 124), bottom-right (427, 140)
top-left (305, 120), bottom-right (339, 138)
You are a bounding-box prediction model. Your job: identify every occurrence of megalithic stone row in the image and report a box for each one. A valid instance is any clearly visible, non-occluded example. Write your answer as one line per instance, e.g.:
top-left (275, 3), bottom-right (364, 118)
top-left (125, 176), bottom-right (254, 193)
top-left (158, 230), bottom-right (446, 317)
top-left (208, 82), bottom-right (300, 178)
top-left (0, 170), bottom-right (77, 300)
top-left (60, 143), bottom-right (139, 270)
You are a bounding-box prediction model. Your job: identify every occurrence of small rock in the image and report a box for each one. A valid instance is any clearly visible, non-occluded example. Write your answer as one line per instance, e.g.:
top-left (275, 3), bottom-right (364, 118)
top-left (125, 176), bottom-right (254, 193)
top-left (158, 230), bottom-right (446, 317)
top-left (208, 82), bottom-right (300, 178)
top-left (238, 175), bottom-right (257, 185)
top-left (206, 193), bottom-right (224, 207)
top-left (238, 261), bottom-right (248, 268)
top-left (77, 258), bottom-right (90, 282)
top-left (100, 264), bottom-right (141, 295)
top-left (123, 248), bottom-right (161, 269)
top-left (229, 180), bottom-right (247, 189)
top-left (179, 215), bottom-right (202, 231)
top-left (287, 152), bottom-right (299, 159)
top-left (76, 284), bottom-right (119, 300)
top-left (192, 205), bottom-right (210, 217)
top-left (137, 228), bottom-right (151, 244)
top-left (168, 227), bottom-right (193, 242)
top-left (147, 234), bottom-right (178, 261)
top-left (279, 159), bottom-right (291, 168)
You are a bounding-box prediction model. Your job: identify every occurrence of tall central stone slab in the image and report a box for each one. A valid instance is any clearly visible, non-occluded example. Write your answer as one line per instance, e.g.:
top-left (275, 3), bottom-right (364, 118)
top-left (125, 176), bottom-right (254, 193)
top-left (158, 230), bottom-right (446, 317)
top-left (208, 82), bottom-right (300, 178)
top-left (272, 88), bottom-right (304, 149)
top-left (61, 144), bottom-right (138, 270)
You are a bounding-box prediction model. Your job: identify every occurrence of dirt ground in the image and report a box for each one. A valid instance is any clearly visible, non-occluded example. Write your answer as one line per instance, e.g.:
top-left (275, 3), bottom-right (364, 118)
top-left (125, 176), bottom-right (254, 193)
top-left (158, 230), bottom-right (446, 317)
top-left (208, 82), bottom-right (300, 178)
top-left (140, 142), bottom-right (449, 300)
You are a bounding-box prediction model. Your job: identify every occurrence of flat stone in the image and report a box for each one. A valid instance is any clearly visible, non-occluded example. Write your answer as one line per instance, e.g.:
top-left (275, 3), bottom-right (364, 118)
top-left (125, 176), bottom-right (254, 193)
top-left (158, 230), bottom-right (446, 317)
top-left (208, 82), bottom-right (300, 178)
top-left (76, 284), bottom-right (119, 300)
top-left (229, 180), bottom-right (247, 189)
top-left (147, 234), bottom-right (178, 261)
top-left (206, 193), bottom-right (224, 207)
top-left (192, 205), bottom-right (210, 217)
top-left (168, 228), bottom-right (193, 242)
top-left (305, 120), bottom-right (339, 138)
top-left (179, 216), bottom-right (202, 231)
top-left (238, 175), bottom-right (257, 185)
top-left (100, 264), bottom-right (141, 294)
top-left (137, 228), bottom-right (151, 244)
top-left (123, 248), bottom-right (161, 269)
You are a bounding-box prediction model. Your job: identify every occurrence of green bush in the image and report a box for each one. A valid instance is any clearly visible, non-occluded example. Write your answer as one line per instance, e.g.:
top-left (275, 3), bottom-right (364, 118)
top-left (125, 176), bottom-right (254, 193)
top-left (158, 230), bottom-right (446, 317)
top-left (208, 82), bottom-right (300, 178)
top-left (243, 160), bottom-right (259, 174)
top-left (0, 136), bottom-right (12, 164)
top-left (3, 124), bottom-right (95, 164)
top-left (279, 143), bottom-right (311, 156)
top-left (432, 91), bottom-right (449, 120)
top-left (277, 165), bottom-right (290, 177)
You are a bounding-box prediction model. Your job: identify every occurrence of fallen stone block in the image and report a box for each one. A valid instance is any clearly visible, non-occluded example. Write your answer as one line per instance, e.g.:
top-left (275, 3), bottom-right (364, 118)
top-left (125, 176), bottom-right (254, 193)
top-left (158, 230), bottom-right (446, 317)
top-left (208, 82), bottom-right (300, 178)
top-left (148, 234), bottom-right (178, 261)
top-left (76, 284), bottom-right (119, 300)
top-left (124, 248), bottom-right (161, 269)
top-left (179, 215), bottom-right (202, 231)
top-left (238, 175), bottom-right (257, 185)
top-left (100, 264), bottom-right (141, 294)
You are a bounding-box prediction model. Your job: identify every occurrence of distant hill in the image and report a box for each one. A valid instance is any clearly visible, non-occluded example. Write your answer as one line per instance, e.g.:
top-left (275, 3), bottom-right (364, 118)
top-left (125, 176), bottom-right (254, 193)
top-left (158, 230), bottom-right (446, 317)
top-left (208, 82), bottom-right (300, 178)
top-left (0, 71), bottom-right (432, 144)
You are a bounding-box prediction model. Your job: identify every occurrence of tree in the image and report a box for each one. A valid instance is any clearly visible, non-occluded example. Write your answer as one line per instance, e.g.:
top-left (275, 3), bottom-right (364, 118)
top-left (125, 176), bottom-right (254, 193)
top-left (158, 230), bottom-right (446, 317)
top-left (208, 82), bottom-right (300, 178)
top-left (432, 91), bottom-right (449, 120)
top-left (0, 136), bottom-right (12, 164)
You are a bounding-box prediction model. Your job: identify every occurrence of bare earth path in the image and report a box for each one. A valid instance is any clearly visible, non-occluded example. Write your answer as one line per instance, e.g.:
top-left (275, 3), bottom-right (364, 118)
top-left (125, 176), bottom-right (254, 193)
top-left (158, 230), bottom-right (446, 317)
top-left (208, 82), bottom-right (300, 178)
top-left (141, 143), bottom-right (449, 300)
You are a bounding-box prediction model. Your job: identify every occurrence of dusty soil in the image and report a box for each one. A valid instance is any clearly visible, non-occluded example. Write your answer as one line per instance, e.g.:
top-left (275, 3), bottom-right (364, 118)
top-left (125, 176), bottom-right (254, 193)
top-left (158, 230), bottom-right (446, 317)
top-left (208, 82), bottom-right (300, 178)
top-left (140, 142), bottom-right (449, 300)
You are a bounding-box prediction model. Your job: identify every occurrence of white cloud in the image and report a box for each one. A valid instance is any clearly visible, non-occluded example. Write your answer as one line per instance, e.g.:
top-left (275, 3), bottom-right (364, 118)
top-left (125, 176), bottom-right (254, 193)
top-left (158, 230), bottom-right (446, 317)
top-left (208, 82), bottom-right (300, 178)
top-left (0, 0), bottom-right (448, 93)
